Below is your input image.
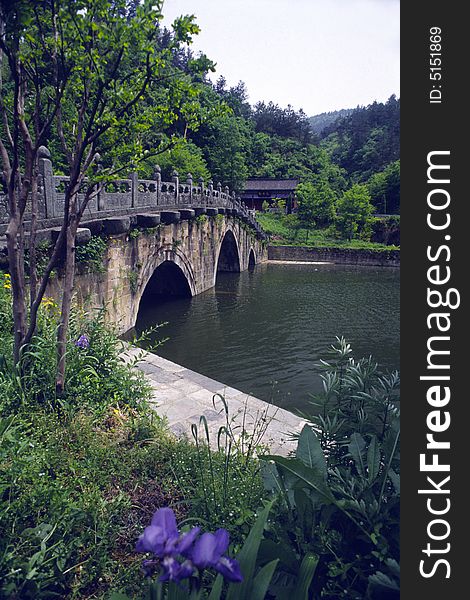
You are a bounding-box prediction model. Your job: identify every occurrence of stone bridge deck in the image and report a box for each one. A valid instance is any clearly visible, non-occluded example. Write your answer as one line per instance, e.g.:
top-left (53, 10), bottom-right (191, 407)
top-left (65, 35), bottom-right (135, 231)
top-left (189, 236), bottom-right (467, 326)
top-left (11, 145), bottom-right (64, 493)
top-left (0, 146), bottom-right (266, 239)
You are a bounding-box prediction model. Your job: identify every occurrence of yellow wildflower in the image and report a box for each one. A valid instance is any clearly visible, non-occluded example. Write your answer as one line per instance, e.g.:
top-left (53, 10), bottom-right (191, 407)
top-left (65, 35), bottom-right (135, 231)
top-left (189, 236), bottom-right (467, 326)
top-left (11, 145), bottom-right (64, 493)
top-left (41, 297), bottom-right (57, 308)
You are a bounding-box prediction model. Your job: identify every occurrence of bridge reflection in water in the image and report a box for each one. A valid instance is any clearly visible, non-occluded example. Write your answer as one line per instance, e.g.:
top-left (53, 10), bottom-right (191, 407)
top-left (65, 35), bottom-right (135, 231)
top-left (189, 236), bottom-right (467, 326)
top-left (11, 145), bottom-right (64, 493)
top-left (136, 262), bottom-right (400, 415)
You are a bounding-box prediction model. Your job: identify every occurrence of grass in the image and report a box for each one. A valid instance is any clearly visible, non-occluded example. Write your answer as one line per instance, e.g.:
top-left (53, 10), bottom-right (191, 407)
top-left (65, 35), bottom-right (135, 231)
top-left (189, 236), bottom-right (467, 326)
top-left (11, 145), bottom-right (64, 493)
top-left (257, 212), bottom-right (400, 252)
top-left (0, 274), bottom-right (266, 599)
top-left (1, 405), bottom-right (265, 599)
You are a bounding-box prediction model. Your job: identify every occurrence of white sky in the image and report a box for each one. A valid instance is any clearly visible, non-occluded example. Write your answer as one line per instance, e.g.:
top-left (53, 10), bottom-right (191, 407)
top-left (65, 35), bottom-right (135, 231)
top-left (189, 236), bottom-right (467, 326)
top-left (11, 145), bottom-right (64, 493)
top-left (161, 0), bottom-right (400, 116)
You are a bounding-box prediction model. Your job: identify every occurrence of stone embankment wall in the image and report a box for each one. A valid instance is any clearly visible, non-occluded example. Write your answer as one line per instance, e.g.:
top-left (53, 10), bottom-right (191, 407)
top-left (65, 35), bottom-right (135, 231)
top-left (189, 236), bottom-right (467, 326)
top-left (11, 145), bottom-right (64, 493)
top-left (268, 245), bottom-right (400, 267)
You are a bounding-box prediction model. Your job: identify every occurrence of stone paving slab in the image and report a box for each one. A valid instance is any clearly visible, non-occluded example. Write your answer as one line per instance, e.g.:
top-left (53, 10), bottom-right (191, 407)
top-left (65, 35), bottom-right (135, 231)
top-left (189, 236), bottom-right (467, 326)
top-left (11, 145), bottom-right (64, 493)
top-left (123, 347), bottom-right (307, 456)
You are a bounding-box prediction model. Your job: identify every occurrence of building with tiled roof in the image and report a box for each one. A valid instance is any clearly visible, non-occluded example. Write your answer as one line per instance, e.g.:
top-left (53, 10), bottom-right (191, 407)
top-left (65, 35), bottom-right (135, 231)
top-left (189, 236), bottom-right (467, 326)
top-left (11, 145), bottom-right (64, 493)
top-left (240, 178), bottom-right (299, 211)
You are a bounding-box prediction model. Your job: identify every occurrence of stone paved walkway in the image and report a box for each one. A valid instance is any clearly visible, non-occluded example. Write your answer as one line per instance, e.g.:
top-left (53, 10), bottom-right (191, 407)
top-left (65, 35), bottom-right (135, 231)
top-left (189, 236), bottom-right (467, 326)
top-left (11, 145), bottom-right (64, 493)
top-left (124, 347), bottom-right (307, 456)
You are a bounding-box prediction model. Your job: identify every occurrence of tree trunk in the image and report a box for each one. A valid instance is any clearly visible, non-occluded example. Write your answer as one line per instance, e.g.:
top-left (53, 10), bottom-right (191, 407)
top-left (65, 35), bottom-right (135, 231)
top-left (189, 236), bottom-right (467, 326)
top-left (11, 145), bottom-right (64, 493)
top-left (29, 163), bottom-right (39, 307)
top-left (55, 192), bottom-right (79, 397)
top-left (6, 212), bottom-right (27, 363)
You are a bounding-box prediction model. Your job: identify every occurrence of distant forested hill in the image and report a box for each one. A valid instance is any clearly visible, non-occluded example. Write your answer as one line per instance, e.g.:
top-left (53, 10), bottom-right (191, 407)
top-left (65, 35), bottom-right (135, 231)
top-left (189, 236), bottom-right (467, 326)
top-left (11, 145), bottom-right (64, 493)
top-left (319, 96), bottom-right (400, 183)
top-left (309, 108), bottom-right (355, 136)
top-left (315, 96), bottom-right (400, 213)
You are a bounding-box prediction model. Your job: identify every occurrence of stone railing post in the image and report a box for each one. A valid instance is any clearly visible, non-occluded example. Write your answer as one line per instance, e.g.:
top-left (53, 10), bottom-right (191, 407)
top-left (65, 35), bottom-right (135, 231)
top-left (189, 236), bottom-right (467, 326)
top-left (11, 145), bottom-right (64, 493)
top-left (38, 146), bottom-right (56, 218)
top-left (95, 153), bottom-right (105, 211)
top-left (224, 186), bottom-right (230, 207)
top-left (130, 168), bottom-right (138, 208)
top-left (208, 180), bottom-right (213, 205)
top-left (217, 182), bottom-right (222, 196)
top-left (187, 172), bottom-right (193, 203)
top-left (198, 176), bottom-right (205, 206)
top-left (154, 165), bottom-right (161, 205)
top-left (172, 169), bottom-right (179, 205)
top-left (232, 191), bottom-right (237, 208)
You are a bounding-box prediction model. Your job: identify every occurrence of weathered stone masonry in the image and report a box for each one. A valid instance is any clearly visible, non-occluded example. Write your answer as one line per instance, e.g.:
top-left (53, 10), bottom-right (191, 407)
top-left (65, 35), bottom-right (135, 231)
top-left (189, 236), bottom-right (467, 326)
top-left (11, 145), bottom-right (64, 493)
top-left (50, 215), bottom-right (267, 334)
top-left (0, 148), bottom-right (268, 332)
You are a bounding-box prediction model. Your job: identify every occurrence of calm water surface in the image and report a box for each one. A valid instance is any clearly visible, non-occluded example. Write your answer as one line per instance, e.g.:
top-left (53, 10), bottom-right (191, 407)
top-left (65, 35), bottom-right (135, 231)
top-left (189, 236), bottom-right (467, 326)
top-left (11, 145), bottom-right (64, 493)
top-left (136, 263), bottom-right (400, 415)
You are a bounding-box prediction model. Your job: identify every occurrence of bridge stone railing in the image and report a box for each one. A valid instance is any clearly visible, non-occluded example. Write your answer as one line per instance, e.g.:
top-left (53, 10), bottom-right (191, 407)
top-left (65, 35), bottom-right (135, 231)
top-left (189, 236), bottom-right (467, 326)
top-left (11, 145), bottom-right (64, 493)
top-left (0, 147), bottom-right (264, 237)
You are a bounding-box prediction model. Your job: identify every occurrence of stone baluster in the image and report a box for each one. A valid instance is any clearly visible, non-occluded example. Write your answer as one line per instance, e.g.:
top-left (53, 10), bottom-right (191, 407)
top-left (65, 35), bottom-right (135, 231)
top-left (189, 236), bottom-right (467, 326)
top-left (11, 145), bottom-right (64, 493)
top-left (37, 146), bottom-right (56, 219)
top-left (198, 176), bottom-right (205, 206)
top-left (187, 172), bottom-right (193, 204)
top-left (208, 180), bottom-right (213, 205)
top-left (224, 186), bottom-right (230, 207)
top-left (232, 192), bottom-right (236, 208)
top-left (95, 153), bottom-right (104, 211)
top-left (172, 169), bottom-right (179, 205)
top-left (217, 182), bottom-right (222, 197)
top-left (154, 165), bottom-right (161, 206)
top-left (130, 165), bottom-right (138, 209)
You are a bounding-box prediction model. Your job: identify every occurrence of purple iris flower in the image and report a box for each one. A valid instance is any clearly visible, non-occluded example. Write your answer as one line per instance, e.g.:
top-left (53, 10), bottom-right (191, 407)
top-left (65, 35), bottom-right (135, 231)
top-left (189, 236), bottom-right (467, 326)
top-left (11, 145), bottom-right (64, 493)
top-left (136, 508), bottom-right (243, 584)
top-left (190, 529), bottom-right (243, 583)
top-left (136, 507), bottom-right (200, 558)
top-left (75, 334), bottom-right (89, 349)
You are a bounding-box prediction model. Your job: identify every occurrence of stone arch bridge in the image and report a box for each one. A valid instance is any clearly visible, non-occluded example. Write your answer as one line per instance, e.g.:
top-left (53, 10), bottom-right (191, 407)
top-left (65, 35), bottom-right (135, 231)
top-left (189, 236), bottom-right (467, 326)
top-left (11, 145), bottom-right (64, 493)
top-left (0, 148), bottom-right (267, 333)
top-left (68, 210), bottom-right (267, 333)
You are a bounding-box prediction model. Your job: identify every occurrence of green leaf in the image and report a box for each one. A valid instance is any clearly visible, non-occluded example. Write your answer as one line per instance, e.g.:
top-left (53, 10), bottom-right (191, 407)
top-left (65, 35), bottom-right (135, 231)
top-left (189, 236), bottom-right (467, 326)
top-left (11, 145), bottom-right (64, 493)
top-left (258, 539), bottom-right (298, 573)
top-left (226, 500), bottom-right (273, 600)
top-left (167, 581), bottom-right (191, 600)
top-left (296, 425), bottom-right (326, 477)
top-left (292, 554), bottom-right (318, 599)
top-left (348, 432), bottom-right (366, 476)
top-left (207, 575), bottom-right (223, 600)
top-left (250, 559), bottom-right (279, 600)
top-left (367, 435), bottom-right (380, 483)
top-left (388, 468), bottom-right (400, 494)
top-left (294, 488), bottom-right (314, 533)
top-left (261, 456), bottom-right (335, 506)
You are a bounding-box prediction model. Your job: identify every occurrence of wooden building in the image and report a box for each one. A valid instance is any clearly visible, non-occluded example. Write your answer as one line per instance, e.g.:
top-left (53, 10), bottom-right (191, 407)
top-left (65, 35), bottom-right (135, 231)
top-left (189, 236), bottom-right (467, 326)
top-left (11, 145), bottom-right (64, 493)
top-left (240, 178), bottom-right (299, 211)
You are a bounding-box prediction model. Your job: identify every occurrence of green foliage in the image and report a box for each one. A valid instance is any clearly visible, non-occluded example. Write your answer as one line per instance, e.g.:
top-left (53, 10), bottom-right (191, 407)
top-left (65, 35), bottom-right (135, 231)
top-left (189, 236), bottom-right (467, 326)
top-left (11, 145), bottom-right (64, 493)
top-left (259, 338), bottom-right (400, 599)
top-left (367, 160), bottom-right (400, 214)
top-left (195, 214), bottom-right (208, 225)
top-left (128, 269), bottom-right (139, 294)
top-left (75, 236), bottom-right (108, 273)
top-left (371, 215), bottom-right (400, 246)
top-left (214, 213), bottom-right (225, 227)
top-left (296, 181), bottom-right (336, 228)
top-left (257, 212), bottom-right (398, 250)
top-left (261, 200), bottom-right (270, 212)
top-left (0, 294), bottom-right (150, 416)
top-left (129, 228), bottom-right (142, 240)
top-left (182, 393), bottom-right (271, 543)
top-left (320, 96), bottom-right (400, 183)
top-left (154, 140), bottom-right (211, 181)
top-left (335, 184), bottom-right (375, 240)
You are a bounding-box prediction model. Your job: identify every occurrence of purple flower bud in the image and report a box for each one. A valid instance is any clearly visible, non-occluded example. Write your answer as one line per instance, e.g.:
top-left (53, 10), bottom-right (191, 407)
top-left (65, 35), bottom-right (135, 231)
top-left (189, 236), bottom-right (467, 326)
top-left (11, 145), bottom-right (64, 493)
top-left (75, 334), bottom-right (89, 349)
top-left (136, 508), bottom-right (179, 557)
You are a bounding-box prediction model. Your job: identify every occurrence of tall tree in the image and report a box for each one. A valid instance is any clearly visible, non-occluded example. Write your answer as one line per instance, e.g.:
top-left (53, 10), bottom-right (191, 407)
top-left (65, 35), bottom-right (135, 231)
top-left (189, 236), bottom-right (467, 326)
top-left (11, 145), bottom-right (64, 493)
top-left (335, 184), bottom-right (374, 240)
top-left (0, 0), bottom-right (203, 392)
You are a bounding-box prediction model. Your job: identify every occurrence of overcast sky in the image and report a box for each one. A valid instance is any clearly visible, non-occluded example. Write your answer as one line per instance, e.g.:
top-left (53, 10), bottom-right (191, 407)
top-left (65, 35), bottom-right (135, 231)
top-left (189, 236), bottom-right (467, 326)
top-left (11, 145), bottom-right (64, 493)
top-left (161, 0), bottom-right (400, 116)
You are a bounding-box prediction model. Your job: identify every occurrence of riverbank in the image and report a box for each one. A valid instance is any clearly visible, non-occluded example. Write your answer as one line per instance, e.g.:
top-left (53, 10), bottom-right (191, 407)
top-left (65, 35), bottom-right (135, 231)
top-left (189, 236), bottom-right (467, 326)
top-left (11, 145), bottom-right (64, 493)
top-left (268, 244), bottom-right (400, 267)
top-left (124, 346), bottom-right (307, 456)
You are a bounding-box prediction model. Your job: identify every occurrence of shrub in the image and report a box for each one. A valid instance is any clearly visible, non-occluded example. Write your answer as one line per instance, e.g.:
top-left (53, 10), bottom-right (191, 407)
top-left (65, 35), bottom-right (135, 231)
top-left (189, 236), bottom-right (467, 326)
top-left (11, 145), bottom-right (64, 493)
top-left (259, 338), bottom-right (400, 599)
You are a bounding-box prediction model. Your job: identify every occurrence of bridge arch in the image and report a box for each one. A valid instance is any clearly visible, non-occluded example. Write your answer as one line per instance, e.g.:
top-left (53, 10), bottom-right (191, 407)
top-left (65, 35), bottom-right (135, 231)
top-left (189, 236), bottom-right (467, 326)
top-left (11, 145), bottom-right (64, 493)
top-left (214, 228), bottom-right (241, 282)
top-left (133, 246), bottom-right (196, 325)
top-left (248, 248), bottom-right (256, 269)
top-left (142, 260), bottom-right (193, 299)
